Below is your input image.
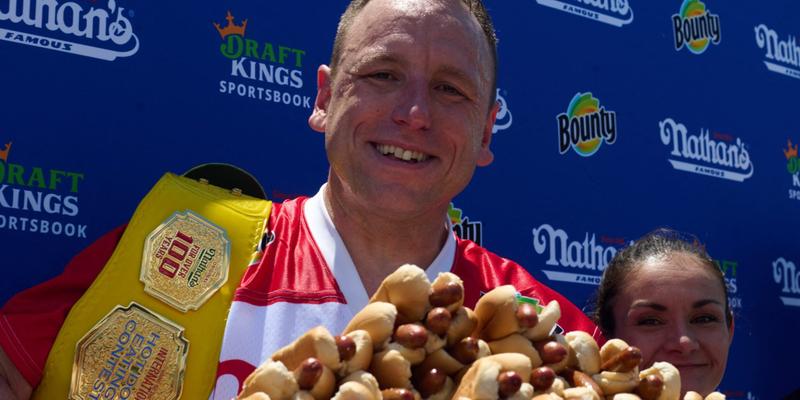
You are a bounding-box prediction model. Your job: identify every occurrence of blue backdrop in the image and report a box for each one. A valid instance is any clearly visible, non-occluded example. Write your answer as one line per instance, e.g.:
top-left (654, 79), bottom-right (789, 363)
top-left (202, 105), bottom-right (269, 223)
top-left (1, 1), bottom-right (799, 398)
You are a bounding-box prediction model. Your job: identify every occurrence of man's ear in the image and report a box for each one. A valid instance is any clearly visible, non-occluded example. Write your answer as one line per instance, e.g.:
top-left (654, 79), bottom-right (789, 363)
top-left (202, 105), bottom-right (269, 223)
top-left (308, 65), bottom-right (333, 133)
top-left (476, 100), bottom-right (499, 167)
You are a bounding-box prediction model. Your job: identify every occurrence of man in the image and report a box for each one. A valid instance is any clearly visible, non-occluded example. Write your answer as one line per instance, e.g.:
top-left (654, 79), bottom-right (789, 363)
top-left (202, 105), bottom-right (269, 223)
top-left (0, 1), bottom-right (600, 399)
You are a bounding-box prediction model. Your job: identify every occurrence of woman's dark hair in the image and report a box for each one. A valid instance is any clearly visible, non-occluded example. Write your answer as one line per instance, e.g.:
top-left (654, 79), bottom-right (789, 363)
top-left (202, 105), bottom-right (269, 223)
top-left (593, 228), bottom-right (732, 337)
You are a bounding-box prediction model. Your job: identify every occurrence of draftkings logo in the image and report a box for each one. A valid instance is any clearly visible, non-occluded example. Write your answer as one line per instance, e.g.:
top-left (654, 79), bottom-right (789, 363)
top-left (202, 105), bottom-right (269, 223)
top-left (659, 118), bottom-right (754, 182)
top-left (214, 11), bottom-right (312, 109)
top-left (772, 257), bottom-right (800, 308)
top-left (531, 223), bottom-right (628, 286)
top-left (715, 259), bottom-right (742, 309)
top-left (492, 89), bottom-right (513, 134)
top-left (0, 140), bottom-right (88, 238)
top-left (754, 24), bottom-right (800, 80)
top-left (0, 0), bottom-right (139, 61)
top-left (783, 139), bottom-right (800, 201)
top-left (448, 203), bottom-right (482, 246)
top-left (671, 0), bottom-right (721, 54)
top-left (534, 0), bottom-right (633, 28)
top-left (557, 92), bottom-right (617, 157)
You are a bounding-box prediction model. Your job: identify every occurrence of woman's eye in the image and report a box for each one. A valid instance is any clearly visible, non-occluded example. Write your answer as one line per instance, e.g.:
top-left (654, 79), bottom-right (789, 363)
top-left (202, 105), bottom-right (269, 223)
top-left (636, 317), bottom-right (662, 326)
top-left (692, 314), bottom-right (720, 324)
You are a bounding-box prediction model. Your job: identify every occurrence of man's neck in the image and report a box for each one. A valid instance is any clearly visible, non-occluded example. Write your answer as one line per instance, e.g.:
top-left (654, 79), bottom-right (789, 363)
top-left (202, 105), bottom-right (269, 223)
top-left (323, 184), bottom-right (450, 297)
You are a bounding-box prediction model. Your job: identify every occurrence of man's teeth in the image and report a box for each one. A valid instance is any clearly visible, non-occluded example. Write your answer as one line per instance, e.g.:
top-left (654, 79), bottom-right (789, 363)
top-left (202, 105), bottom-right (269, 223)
top-left (377, 144), bottom-right (429, 162)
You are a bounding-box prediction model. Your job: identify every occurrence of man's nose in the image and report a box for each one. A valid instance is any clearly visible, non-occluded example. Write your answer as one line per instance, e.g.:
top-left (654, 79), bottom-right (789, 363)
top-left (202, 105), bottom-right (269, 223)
top-left (392, 83), bottom-right (431, 131)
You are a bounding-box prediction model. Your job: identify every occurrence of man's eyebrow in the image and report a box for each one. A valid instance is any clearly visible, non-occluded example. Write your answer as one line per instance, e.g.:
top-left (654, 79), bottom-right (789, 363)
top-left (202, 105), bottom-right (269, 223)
top-left (350, 51), bottom-right (404, 70)
top-left (436, 65), bottom-right (478, 85)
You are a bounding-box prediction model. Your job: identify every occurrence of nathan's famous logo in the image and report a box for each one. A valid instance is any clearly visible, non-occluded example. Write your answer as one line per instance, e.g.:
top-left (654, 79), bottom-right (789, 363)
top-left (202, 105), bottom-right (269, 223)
top-left (213, 11), bottom-right (311, 109)
top-left (0, 141), bottom-right (87, 238)
top-left (715, 259), bottom-right (741, 309)
top-left (535, 0), bottom-right (633, 28)
top-left (532, 223), bottom-right (628, 285)
top-left (772, 257), bottom-right (800, 308)
top-left (557, 93), bottom-right (617, 157)
top-left (784, 139), bottom-right (800, 201)
top-left (671, 0), bottom-right (720, 54)
top-left (659, 118), bottom-right (753, 182)
top-left (492, 89), bottom-right (513, 134)
top-left (0, 0), bottom-right (138, 61)
top-left (755, 24), bottom-right (800, 80)
top-left (449, 203), bottom-right (482, 246)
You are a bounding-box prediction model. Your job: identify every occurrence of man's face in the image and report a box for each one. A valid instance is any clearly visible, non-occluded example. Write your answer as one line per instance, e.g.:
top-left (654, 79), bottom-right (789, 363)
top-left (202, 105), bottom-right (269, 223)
top-left (309, 0), bottom-right (498, 218)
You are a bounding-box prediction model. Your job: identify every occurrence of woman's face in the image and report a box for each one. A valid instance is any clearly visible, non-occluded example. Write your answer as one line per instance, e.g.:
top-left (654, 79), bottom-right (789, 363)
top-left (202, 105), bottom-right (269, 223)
top-left (611, 252), bottom-right (732, 396)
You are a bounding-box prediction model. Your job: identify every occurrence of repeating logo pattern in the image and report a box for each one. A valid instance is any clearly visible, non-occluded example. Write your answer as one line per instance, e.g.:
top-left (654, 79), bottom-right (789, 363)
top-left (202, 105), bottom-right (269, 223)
top-left (449, 203), bottom-right (483, 246)
top-left (0, 141), bottom-right (88, 238)
top-left (0, 0), bottom-right (139, 61)
top-left (532, 223), bottom-right (627, 285)
top-left (214, 11), bottom-right (312, 109)
top-left (772, 257), bottom-right (800, 307)
top-left (755, 24), bottom-right (800, 80)
top-left (659, 118), bottom-right (754, 182)
top-left (535, 0), bottom-right (633, 27)
top-left (671, 0), bottom-right (721, 54)
top-left (493, 89), bottom-right (513, 134)
top-left (557, 93), bottom-right (617, 157)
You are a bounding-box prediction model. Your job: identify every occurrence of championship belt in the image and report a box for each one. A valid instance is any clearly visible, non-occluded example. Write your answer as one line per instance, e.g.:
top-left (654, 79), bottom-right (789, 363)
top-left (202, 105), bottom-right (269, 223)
top-left (32, 172), bottom-right (272, 400)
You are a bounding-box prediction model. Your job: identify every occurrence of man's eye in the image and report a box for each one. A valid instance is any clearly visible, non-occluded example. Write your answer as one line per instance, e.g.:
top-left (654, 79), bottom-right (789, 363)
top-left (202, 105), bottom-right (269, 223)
top-left (437, 84), bottom-right (464, 97)
top-left (368, 72), bottom-right (395, 81)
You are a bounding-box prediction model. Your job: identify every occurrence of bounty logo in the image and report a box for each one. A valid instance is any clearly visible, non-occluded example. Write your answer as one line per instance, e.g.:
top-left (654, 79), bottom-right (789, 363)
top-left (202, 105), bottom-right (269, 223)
top-left (449, 203), bottom-right (483, 246)
top-left (557, 92), bottom-right (617, 157)
top-left (754, 24), bottom-right (800, 80)
top-left (0, 0), bottom-right (139, 61)
top-left (784, 139), bottom-right (800, 200)
top-left (659, 118), bottom-right (754, 182)
top-left (715, 259), bottom-right (742, 309)
top-left (214, 11), bottom-right (312, 109)
top-left (772, 257), bottom-right (800, 307)
top-left (492, 89), bottom-right (513, 134)
top-left (535, 0), bottom-right (633, 28)
top-left (532, 223), bottom-right (627, 286)
top-left (0, 141), bottom-right (88, 239)
top-left (672, 0), bottom-right (721, 54)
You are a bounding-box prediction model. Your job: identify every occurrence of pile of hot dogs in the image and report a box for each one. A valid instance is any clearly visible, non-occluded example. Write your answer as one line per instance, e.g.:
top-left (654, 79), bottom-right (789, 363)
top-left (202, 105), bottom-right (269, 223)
top-left (236, 265), bottom-right (725, 400)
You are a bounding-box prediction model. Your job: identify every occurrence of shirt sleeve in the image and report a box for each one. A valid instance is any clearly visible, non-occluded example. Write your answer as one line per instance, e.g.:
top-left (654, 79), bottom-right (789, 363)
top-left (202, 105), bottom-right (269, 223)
top-left (0, 225), bottom-right (126, 387)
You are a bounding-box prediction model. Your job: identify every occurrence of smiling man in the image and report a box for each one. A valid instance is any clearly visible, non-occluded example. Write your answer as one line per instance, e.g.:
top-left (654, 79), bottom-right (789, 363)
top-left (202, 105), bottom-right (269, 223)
top-left (0, 1), bottom-right (600, 399)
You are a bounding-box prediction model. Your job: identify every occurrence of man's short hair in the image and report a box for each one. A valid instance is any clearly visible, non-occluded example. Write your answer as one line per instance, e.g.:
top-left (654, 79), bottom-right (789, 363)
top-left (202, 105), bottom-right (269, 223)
top-left (329, 0), bottom-right (498, 107)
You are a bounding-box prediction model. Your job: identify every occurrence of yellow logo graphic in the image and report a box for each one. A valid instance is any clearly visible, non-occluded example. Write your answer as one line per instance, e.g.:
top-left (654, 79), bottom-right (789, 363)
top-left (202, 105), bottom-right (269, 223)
top-left (213, 11), bottom-right (247, 39)
top-left (0, 142), bottom-right (11, 163)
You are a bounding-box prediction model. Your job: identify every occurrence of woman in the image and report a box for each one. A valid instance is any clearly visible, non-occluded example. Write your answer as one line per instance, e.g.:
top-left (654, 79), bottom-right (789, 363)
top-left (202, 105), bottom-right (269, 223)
top-left (593, 229), bottom-right (733, 397)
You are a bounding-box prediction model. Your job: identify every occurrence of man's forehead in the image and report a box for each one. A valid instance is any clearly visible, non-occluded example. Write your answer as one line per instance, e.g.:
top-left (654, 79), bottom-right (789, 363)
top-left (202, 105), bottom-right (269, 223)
top-left (343, 0), bottom-right (490, 70)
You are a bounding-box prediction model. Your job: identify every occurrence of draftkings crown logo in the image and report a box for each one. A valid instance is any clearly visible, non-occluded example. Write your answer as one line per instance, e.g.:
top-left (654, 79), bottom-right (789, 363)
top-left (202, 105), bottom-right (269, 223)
top-left (784, 139), bottom-right (800, 200)
top-left (212, 10), bottom-right (312, 109)
top-left (0, 142), bottom-right (11, 163)
top-left (449, 203), bottom-right (483, 246)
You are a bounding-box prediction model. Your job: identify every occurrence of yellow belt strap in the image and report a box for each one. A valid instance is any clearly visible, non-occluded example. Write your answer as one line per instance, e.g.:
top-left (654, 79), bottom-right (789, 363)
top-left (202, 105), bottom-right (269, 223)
top-left (33, 172), bottom-right (271, 399)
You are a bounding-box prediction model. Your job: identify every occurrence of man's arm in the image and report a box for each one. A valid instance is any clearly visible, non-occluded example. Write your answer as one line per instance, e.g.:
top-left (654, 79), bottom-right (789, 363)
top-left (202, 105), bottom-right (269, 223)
top-left (0, 348), bottom-right (31, 400)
